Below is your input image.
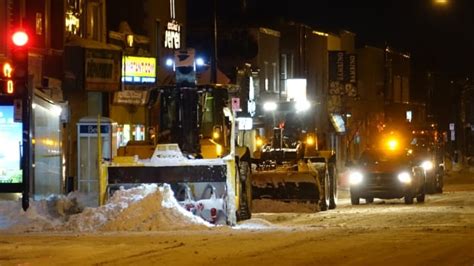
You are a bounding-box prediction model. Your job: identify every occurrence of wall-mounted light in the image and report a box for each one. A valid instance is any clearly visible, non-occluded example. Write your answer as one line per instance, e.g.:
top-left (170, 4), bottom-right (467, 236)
top-left (126, 34), bottom-right (134, 48)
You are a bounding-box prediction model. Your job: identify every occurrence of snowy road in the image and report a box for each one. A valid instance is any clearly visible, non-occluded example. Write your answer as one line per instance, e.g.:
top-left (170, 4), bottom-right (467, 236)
top-left (0, 170), bottom-right (473, 265)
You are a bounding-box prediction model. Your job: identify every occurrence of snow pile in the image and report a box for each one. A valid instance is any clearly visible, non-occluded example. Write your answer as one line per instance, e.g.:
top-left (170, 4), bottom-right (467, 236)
top-left (94, 184), bottom-right (211, 232)
top-left (0, 184), bottom-right (211, 233)
top-left (0, 194), bottom-right (82, 232)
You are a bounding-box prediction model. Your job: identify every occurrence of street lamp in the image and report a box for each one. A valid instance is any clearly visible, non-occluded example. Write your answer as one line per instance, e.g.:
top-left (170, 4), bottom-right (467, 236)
top-left (294, 100), bottom-right (311, 113)
top-left (263, 101), bottom-right (277, 112)
top-left (263, 101), bottom-right (277, 127)
top-left (433, 0), bottom-right (448, 5)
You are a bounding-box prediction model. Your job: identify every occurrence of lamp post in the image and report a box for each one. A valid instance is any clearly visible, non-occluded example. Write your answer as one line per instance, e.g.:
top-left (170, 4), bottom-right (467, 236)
top-left (211, 0), bottom-right (218, 84)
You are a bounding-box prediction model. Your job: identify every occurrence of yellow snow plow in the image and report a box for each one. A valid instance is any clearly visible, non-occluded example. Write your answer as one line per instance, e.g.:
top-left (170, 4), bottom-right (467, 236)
top-left (251, 128), bottom-right (337, 212)
top-left (100, 83), bottom-right (252, 225)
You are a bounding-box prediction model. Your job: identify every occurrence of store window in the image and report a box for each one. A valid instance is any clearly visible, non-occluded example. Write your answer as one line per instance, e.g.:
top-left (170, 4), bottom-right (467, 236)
top-left (117, 124), bottom-right (145, 147)
top-left (65, 0), bottom-right (83, 37)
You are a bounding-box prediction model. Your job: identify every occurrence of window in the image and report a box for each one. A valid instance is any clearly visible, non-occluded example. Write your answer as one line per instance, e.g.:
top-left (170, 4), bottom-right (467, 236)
top-left (264, 61), bottom-right (269, 91)
top-left (272, 62), bottom-right (278, 93)
top-left (280, 54), bottom-right (288, 94)
top-left (65, 0), bottom-right (83, 37)
top-left (87, 1), bottom-right (105, 41)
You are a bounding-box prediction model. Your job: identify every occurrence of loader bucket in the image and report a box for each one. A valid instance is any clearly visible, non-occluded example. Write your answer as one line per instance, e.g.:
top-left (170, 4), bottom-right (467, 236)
top-left (251, 169), bottom-right (321, 212)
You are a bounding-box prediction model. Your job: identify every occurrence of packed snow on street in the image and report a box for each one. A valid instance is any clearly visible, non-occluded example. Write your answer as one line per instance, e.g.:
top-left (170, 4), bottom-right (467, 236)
top-left (0, 170), bottom-right (473, 265)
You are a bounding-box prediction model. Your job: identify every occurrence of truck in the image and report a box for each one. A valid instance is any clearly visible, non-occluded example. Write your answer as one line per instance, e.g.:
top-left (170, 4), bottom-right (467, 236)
top-left (247, 100), bottom-right (338, 212)
top-left (100, 49), bottom-right (252, 225)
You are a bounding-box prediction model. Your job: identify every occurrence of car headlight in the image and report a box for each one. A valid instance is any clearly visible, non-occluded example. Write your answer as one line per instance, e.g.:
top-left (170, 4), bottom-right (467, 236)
top-left (349, 171), bottom-right (363, 185)
top-left (397, 172), bottom-right (412, 184)
top-left (421, 160), bottom-right (433, 171)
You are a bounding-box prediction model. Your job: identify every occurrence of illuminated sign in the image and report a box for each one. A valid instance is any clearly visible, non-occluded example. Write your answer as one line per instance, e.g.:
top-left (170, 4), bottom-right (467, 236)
top-left (164, 0), bottom-right (181, 49)
top-left (85, 49), bottom-right (121, 91)
top-left (0, 105), bottom-right (23, 184)
top-left (286, 79), bottom-right (307, 102)
top-left (122, 56), bottom-right (156, 84)
top-left (330, 113), bottom-right (346, 133)
top-left (164, 20), bottom-right (181, 50)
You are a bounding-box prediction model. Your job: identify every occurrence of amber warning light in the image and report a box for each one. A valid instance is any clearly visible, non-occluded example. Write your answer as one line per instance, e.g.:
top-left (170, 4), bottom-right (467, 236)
top-left (12, 31), bottom-right (29, 47)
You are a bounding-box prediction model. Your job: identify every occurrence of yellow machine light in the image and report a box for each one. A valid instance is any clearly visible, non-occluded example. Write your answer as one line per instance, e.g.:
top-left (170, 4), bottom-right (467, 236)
top-left (216, 144), bottom-right (223, 156)
top-left (212, 131), bottom-right (220, 140)
top-left (306, 136), bottom-right (315, 146)
top-left (256, 137), bottom-right (263, 147)
top-left (407, 149), bottom-right (413, 155)
top-left (387, 138), bottom-right (398, 151)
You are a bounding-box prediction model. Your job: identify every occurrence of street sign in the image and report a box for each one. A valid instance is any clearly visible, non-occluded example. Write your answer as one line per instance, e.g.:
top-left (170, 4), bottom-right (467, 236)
top-left (231, 97), bottom-right (240, 111)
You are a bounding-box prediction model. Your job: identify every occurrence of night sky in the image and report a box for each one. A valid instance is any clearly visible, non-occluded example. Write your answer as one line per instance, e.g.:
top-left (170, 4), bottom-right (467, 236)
top-left (273, 0), bottom-right (473, 77)
top-left (191, 0), bottom-right (473, 77)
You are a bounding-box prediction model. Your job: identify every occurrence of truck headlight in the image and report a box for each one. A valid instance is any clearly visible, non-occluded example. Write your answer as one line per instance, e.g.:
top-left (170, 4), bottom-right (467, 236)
top-left (216, 144), bottom-right (223, 156)
top-left (349, 171), bottom-right (363, 185)
top-left (397, 172), bottom-right (412, 184)
top-left (421, 160), bottom-right (433, 171)
top-left (306, 136), bottom-right (315, 146)
top-left (256, 137), bottom-right (263, 147)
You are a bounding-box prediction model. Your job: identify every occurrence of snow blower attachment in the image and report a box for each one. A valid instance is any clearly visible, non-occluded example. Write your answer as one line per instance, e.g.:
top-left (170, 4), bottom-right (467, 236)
top-left (106, 144), bottom-right (232, 225)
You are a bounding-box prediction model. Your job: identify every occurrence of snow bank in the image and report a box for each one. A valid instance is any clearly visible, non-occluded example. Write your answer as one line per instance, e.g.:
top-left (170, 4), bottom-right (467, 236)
top-left (0, 184), bottom-right (211, 233)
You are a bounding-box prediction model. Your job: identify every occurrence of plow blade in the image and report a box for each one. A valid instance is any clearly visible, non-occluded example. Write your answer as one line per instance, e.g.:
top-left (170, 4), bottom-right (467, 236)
top-left (251, 170), bottom-right (321, 206)
top-left (106, 163), bottom-right (232, 224)
top-left (107, 164), bottom-right (227, 200)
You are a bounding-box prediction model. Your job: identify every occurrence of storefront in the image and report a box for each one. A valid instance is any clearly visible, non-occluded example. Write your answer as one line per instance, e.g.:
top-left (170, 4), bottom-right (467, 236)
top-left (109, 55), bottom-right (156, 147)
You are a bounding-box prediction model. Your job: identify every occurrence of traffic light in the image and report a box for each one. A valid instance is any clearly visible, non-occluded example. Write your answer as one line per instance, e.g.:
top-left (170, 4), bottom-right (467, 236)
top-left (7, 29), bottom-right (29, 96)
top-left (1, 62), bottom-right (15, 95)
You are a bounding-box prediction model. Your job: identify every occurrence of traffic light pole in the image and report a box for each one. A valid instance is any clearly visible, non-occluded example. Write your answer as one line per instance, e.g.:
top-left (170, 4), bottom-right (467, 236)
top-left (21, 79), bottom-right (31, 211)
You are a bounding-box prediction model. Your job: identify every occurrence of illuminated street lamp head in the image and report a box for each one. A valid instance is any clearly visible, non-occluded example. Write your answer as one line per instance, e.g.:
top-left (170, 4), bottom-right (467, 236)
top-left (295, 100), bottom-right (311, 113)
top-left (12, 30), bottom-right (29, 47)
top-left (263, 101), bottom-right (277, 112)
top-left (434, 0), bottom-right (448, 4)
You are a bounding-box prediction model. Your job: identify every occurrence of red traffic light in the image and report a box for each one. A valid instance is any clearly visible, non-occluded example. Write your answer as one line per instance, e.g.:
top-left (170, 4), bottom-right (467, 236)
top-left (12, 31), bottom-right (29, 47)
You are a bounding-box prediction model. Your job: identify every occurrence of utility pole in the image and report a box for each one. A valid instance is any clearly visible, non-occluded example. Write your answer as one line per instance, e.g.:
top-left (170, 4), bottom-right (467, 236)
top-left (211, 0), bottom-right (218, 84)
